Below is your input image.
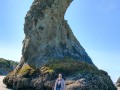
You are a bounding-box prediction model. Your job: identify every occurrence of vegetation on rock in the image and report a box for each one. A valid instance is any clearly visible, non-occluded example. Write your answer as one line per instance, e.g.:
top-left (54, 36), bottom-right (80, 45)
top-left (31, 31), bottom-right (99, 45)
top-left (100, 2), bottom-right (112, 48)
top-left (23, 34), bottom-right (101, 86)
top-left (0, 58), bottom-right (18, 75)
top-left (44, 58), bottom-right (98, 77)
top-left (3, 0), bottom-right (117, 90)
top-left (3, 58), bottom-right (117, 90)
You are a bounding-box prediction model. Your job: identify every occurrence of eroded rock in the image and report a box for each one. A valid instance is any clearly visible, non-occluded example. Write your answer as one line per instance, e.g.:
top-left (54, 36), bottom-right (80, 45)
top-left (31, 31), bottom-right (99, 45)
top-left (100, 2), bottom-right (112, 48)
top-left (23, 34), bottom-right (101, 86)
top-left (116, 77), bottom-right (120, 87)
top-left (3, 58), bottom-right (116, 90)
top-left (20, 0), bottom-right (94, 69)
top-left (3, 0), bottom-right (116, 90)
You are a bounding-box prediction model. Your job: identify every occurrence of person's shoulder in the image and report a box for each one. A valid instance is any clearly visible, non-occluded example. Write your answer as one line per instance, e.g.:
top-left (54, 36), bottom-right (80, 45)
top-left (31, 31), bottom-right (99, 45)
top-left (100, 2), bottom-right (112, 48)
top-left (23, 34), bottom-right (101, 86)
top-left (56, 78), bottom-right (59, 81)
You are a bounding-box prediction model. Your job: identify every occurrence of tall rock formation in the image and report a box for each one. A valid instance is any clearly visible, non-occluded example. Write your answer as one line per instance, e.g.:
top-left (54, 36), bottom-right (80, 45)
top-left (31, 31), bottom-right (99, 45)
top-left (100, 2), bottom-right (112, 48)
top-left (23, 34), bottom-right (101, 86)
top-left (21, 0), bottom-right (93, 69)
top-left (3, 0), bottom-right (116, 90)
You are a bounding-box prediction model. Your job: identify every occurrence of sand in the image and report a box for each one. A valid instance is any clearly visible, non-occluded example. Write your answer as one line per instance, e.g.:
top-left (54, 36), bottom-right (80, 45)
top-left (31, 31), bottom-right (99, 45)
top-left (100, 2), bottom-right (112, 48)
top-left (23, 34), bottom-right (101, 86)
top-left (118, 87), bottom-right (120, 90)
top-left (0, 76), bottom-right (11, 90)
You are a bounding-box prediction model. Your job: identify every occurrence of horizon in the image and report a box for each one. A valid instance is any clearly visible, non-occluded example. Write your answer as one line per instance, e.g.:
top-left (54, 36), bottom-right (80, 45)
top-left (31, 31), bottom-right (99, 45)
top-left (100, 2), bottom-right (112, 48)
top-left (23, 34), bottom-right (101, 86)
top-left (0, 0), bottom-right (120, 82)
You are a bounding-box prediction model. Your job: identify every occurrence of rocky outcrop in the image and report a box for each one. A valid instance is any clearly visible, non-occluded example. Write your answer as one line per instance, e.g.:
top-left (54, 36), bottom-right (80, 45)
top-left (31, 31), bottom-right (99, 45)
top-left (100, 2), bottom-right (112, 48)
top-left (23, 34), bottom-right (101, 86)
top-left (116, 77), bottom-right (120, 87)
top-left (20, 0), bottom-right (94, 69)
top-left (3, 0), bottom-right (116, 90)
top-left (0, 58), bottom-right (18, 75)
top-left (3, 58), bottom-right (116, 90)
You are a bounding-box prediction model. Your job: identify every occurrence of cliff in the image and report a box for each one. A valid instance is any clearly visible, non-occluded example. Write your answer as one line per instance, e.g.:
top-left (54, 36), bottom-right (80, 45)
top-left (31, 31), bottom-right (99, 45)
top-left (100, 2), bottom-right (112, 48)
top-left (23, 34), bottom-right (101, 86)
top-left (0, 58), bottom-right (18, 75)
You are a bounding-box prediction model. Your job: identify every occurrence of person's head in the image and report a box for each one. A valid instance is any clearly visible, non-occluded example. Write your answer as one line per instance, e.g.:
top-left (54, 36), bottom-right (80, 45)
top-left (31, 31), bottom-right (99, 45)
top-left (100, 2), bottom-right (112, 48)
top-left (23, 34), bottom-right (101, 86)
top-left (58, 74), bottom-right (62, 79)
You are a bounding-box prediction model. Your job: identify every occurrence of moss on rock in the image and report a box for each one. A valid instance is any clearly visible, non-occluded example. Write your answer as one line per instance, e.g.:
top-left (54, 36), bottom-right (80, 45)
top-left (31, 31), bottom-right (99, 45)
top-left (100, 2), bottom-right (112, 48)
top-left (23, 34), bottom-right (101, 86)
top-left (18, 65), bottom-right (36, 77)
top-left (44, 58), bottom-right (99, 77)
top-left (3, 58), bottom-right (116, 90)
top-left (40, 66), bottom-right (54, 75)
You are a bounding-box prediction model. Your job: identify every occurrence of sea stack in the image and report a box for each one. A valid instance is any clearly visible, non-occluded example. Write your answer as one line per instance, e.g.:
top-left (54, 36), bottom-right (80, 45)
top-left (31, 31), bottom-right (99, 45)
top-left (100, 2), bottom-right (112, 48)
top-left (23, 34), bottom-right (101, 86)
top-left (3, 0), bottom-right (116, 90)
top-left (21, 0), bottom-right (93, 69)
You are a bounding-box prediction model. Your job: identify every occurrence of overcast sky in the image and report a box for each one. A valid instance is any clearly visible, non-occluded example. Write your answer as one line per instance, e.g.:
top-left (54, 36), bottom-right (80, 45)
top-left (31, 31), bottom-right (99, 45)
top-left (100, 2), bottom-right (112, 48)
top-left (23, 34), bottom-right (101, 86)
top-left (0, 0), bottom-right (120, 82)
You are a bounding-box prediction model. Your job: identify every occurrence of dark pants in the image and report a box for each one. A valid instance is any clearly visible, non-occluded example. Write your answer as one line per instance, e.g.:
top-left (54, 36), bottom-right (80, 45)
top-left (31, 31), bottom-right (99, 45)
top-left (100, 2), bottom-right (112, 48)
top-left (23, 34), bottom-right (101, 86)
top-left (56, 88), bottom-right (60, 90)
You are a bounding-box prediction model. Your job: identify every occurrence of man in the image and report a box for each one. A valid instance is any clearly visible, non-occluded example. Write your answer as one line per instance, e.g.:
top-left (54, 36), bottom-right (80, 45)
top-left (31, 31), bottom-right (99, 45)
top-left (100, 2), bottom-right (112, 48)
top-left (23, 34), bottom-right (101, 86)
top-left (54, 74), bottom-right (65, 90)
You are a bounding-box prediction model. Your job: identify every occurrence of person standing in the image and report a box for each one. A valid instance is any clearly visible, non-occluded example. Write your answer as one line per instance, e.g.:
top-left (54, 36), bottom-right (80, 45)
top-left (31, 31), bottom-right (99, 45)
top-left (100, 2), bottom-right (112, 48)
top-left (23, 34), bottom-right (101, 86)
top-left (54, 74), bottom-right (65, 90)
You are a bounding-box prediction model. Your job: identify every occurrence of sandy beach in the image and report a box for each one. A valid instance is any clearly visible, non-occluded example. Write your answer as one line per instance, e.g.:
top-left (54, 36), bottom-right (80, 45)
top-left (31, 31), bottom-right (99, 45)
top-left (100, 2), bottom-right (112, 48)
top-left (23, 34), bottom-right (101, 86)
top-left (0, 76), bottom-right (11, 90)
top-left (118, 87), bottom-right (120, 90)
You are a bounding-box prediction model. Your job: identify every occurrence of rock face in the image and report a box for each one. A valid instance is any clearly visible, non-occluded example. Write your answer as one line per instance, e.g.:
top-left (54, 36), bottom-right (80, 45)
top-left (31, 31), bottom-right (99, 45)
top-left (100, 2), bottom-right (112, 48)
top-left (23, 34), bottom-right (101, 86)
top-left (3, 0), bottom-right (116, 90)
top-left (3, 58), bottom-right (116, 90)
top-left (0, 58), bottom-right (18, 75)
top-left (21, 0), bottom-right (93, 68)
top-left (116, 77), bottom-right (120, 87)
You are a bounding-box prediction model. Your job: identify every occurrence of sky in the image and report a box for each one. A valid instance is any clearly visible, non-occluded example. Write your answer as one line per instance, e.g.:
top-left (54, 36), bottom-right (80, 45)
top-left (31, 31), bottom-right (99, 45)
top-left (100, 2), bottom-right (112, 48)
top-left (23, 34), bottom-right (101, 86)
top-left (0, 0), bottom-right (120, 82)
